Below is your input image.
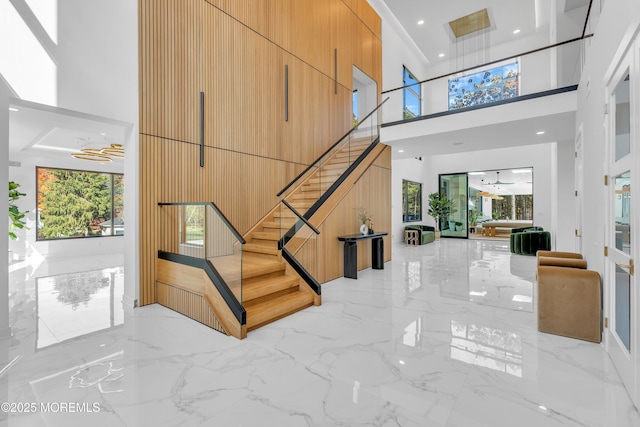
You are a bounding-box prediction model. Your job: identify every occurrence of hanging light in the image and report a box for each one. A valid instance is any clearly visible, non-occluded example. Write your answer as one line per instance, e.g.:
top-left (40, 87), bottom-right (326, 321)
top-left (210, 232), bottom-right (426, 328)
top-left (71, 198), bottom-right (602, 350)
top-left (72, 144), bottom-right (124, 162)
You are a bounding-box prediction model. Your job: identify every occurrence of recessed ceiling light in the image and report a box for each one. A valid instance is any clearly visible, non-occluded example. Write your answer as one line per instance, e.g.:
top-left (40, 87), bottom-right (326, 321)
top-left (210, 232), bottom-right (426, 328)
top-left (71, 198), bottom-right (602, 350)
top-left (536, 131), bottom-right (545, 135)
top-left (101, 132), bottom-right (107, 136)
top-left (9, 107), bottom-right (19, 112)
top-left (398, 149), bottom-right (405, 153)
top-left (438, 53), bottom-right (445, 58)
top-left (417, 20), bottom-right (424, 25)
top-left (399, 360), bottom-right (406, 365)
top-left (511, 169), bottom-right (531, 174)
top-left (513, 29), bottom-right (521, 34)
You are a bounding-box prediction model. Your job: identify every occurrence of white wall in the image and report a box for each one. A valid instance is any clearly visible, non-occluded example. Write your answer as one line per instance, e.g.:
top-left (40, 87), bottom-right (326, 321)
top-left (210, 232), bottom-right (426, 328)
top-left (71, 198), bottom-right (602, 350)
top-left (391, 157), bottom-right (429, 242)
top-left (0, 80), bottom-right (11, 338)
top-left (576, 0), bottom-right (640, 276)
top-left (367, 0), bottom-right (429, 124)
top-left (2, 0), bottom-right (139, 307)
top-left (391, 142), bottom-right (571, 247)
top-left (555, 139), bottom-right (577, 251)
top-left (8, 152), bottom-right (124, 260)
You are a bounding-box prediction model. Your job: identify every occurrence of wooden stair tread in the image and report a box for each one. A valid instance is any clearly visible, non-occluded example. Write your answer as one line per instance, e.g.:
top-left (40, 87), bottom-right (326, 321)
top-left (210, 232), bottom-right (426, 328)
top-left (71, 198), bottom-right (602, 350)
top-left (251, 231), bottom-right (281, 241)
top-left (243, 275), bottom-right (299, 302)
top-left (307, 181), bottom-right (336, 188)
top-left (245, 291), bottom-right (314, 330)
top-left (262, 222), bottom-right (295, 231)
top-left (241, 253), bottom-right (285, 278)
top-left (288, 200), bottom-right (314, 208)
top-left (243, 242), bottom-right (279, 256)
top-left (323, 163), bottom-right (349, 170)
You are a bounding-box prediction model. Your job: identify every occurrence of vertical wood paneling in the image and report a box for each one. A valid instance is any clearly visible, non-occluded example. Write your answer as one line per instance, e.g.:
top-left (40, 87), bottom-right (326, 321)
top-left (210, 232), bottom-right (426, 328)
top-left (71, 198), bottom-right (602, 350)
top-left (157, 282), bottom-right (226, 334)
top-left (139, 0), bottom-right (383, 306)
top-left (316, 146), bottom-right (391, 283)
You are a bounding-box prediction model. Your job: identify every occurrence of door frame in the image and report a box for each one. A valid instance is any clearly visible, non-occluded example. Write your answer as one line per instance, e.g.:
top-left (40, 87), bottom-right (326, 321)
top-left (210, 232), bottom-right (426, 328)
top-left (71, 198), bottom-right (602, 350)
top-left (603, 29), bottom-right (640, 408)
top-left (575, 126), bottom-right (583, 253)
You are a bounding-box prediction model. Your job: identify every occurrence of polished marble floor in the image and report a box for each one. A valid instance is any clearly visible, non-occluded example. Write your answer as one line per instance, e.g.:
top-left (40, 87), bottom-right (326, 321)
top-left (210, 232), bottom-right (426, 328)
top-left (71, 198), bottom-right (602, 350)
top-left (2, 239), bottom-right (640, 426)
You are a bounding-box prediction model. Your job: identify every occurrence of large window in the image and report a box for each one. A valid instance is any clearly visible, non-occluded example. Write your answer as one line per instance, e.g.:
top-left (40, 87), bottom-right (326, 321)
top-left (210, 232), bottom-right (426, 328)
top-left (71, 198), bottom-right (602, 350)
top-left (402, 66), bottom-right (421, 119)
top-left (448, 62), bottom-right (519, 110)
top-left (402, 179), bottom-right (422, 222)
top-left (36, 167), bottom-right (124, 240)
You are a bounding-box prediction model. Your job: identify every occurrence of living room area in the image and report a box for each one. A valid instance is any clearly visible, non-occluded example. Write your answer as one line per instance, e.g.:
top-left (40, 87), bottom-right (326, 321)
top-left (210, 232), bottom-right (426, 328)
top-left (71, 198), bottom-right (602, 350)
top-left (402, 166), bottom-right (536, 243)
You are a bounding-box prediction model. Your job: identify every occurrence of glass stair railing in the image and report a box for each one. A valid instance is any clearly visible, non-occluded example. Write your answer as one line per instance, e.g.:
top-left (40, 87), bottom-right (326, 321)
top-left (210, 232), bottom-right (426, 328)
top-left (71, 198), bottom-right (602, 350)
top-left (276, 98), bottom-right (388, 220)
top-left (158, 202), bottom-right (245, 328)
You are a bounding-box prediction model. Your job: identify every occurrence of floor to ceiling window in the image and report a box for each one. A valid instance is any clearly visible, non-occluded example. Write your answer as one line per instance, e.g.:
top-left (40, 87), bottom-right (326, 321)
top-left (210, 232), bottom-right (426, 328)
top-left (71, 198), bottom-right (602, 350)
top-left (402, 66), bottom-right (421, 119)
top-left (439, 168), bottom-right (534, 239)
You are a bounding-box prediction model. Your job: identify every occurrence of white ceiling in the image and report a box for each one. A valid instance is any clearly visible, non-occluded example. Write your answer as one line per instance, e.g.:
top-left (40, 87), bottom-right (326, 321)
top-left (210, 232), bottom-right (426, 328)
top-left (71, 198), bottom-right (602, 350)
top-left (468, 168), bottom-right (533, 196)
top-left (9, 99), bottom-right (128, 165)
top-left (378, 0), bottom-right (589, 158)
top-left (7, 1), bottom-right (590, 168)
top-left (381, 0), bottom-right (591, 70)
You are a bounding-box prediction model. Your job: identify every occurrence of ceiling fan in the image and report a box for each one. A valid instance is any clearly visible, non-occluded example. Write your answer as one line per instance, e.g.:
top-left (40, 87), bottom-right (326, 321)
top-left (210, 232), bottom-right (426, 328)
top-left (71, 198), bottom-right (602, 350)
top-left (488, 171), bottom-right (514, 185)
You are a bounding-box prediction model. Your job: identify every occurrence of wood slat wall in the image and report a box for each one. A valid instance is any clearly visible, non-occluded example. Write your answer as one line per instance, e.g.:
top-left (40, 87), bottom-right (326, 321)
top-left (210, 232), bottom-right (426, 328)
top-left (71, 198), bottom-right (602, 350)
top-left (157, 281), bottom-right (227, 334)
top-left (139, 0), bottom-right (384, 306)
top-left (317, 145), bottom-right (392, 283)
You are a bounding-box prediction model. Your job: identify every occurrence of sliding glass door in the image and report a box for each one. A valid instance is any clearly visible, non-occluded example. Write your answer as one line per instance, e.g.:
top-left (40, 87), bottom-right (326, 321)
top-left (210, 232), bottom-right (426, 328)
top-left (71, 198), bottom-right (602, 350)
top-left (440, 173), bottom-right (468, 238)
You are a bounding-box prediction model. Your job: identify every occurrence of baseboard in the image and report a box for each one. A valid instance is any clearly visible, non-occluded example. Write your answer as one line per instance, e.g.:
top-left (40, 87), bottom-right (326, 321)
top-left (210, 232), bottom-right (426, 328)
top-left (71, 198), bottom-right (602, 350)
top-left (122, 294), bottom-right (138, 309)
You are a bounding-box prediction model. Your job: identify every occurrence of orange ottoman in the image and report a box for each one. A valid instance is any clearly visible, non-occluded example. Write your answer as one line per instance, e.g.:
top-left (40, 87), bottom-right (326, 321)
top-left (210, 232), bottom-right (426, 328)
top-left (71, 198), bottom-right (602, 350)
top-left (537, 266), bottom-right (601, 343)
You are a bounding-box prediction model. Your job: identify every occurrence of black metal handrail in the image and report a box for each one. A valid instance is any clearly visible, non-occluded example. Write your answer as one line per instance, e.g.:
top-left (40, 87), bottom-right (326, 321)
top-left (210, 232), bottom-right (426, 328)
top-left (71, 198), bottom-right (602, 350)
top-left (381, 35), bottom-right (593, 95)
top-left (158, 251), bottom-right (246, 325)
top-left (281, 200), bottom-right (320, 235)
top-left (382, 85), bottom-right (578, 128)
top-left (158, 201), bottom-right (246, 244)
top-left (276, 97), bottom-right (389, 197)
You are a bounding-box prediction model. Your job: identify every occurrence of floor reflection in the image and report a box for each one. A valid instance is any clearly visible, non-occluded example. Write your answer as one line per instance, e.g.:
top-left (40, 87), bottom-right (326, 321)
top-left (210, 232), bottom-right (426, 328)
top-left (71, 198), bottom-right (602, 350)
top-left (437, 241), bottom-right (535, 312)
top-left (37, 267), bottom-right (124, 349)
top-left (450, 320), bottom-right (523, 378)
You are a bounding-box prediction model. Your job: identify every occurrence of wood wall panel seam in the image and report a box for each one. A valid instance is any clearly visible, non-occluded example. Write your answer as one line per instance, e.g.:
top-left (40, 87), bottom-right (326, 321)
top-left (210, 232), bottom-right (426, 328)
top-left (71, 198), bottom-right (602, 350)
top-left (138, 0), bottom-right (384, 314)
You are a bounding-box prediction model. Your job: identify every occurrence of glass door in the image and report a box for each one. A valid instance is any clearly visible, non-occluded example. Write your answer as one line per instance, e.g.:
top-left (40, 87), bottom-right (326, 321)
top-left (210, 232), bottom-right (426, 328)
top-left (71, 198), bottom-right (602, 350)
top-left (605, 46), bottom-right (638, 407)
top-left (440, 173), bottom-right (468, 238)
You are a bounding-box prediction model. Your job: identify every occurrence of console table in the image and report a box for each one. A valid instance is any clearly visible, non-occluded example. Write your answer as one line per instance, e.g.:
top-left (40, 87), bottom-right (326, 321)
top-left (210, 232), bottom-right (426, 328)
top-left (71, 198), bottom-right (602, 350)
top-left (337, 232), bottom-right (388, 279)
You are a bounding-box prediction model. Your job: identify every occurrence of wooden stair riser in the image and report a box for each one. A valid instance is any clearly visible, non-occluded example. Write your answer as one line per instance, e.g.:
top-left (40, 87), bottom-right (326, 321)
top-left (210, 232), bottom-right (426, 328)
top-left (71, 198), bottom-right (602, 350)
top-left (323, 162), bottom-right (351, 170)
top-left (305, 179), bottom-right (335, 187)
top-left (262, 218), bottom-right (297, 228)
top-left (251, 231), bottom-right (281, 241)
top-left (242, 257), bottom-right (285, 280)
top-left (245, 292), bottom-right (314, 331)
top-left (243, 243), bottom-right (280, 256)
top-left (243, 275), bottom-right (300, 302)
top-left (288, 201), bottom-right (315, 209)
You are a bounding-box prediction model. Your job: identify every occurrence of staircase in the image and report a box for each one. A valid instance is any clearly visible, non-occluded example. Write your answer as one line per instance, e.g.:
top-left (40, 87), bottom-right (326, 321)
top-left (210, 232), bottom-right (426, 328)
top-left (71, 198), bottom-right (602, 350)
top-left (241, 137), bottom-right (373, 331)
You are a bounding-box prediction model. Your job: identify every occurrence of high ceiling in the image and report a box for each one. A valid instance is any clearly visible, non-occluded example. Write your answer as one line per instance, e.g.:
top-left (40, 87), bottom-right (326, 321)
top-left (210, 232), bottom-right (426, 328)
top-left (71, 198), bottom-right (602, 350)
top-left (378, 0), bottom-right (592, 158)
top-left (381, 0), bottom-right (591, 73)
top-left (8, 100), bottom-right (128, 168)
top-left (8, 2), bottom-right (593, 166)
top-left (468, 168), bottom-right (533, 196)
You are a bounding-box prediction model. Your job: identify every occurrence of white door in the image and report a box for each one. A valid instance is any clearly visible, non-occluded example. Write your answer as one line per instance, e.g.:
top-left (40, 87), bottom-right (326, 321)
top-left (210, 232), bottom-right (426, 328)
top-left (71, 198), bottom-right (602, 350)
top-left (605, 39), bottom-right (639, 407)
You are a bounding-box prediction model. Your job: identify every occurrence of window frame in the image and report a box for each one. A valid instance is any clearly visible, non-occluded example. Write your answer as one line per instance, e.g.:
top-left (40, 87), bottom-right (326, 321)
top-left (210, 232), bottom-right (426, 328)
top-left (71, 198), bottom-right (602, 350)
top-left (402, 179), bottom-right (423, 223)
top-left (36, 166), bottom-right (124, 241)
top-left (402, 66), bottom-right (422, 119)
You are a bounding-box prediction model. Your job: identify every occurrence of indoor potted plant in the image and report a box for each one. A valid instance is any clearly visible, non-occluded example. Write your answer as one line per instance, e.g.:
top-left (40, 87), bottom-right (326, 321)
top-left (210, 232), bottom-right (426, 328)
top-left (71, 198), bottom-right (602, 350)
top-left (427, 192), bottom-right (451, 239)
top-left (8, 181), bottom-right (28, 241)
top-left (468, 210), bottom-right (479, 233)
